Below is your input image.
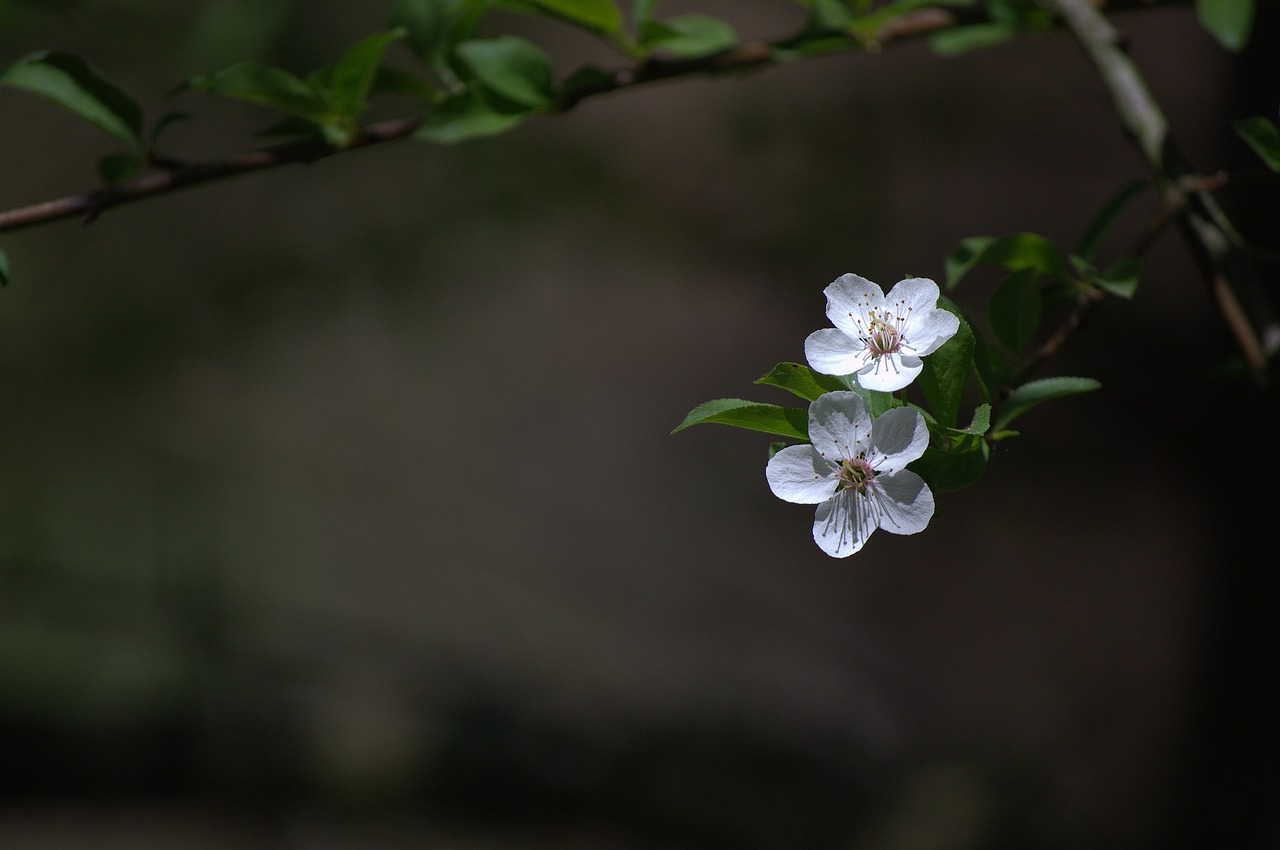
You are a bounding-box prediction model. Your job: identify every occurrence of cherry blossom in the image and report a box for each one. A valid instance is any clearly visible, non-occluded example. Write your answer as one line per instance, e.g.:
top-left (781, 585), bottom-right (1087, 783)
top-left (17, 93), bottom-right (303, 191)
top-left (766, 391), bottom-right (934, 557)
top-left (805, 273), bottom-right (959, 392)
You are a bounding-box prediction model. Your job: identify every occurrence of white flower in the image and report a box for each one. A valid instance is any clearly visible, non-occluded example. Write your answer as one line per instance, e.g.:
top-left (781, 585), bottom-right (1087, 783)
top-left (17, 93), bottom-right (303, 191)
top-left (805, 273), bottom-right (960, 392)
top-left (766, 391), bottom-right (934, 558)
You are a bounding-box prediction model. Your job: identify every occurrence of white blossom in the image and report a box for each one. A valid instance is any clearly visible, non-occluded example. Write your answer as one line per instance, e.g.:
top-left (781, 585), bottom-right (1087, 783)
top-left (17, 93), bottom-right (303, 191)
top-left (766, 391), bottom-right (934, 557)
top-left (805, 273), bottom-right (959, 392)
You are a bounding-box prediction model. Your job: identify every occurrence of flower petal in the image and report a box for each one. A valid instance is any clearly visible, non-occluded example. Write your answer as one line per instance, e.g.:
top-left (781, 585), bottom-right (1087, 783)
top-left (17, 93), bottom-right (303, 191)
top-left (813, 490), bottom-right (876, 557)
top-left (872, 470), bottom-right (934, 535)
top-left (823, 273), bottom-right (884, 338)
top-left (766, 444), bottom-right (837, 504)
top-left (870, 406), bottom-right (930, 471)
top-left (854, 354), bottom-right (922, 392)
top-left (806, 391), bottom-right (871, 462)
top-left (805, 328), bottom-right (866, 377)
top-left (885, 277), bottom-right (941, 316)
top-left (903, 307), bottom-right (959, 357)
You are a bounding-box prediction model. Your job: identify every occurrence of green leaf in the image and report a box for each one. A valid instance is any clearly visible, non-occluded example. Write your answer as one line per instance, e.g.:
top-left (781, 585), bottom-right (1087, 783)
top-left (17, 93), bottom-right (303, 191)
top-left (806, 0), bottom-right (854, 31)
top-left (327, 29), bottom-right (404, 118)
top-left (987, 232), bottom-right (1066, 279)
top-left (992, 376), bottom-right (1100, 432)
top-left (633, 0), bottom-right (660, 26)
top-left (988, 268), bottom-right (1043, 354)
top-left (841, 382), bottom-right (896, 418)
top-left (848, 0), bottom-right (968, 40)
top-left (972, 333), bottom-right (1014, 400)
top-left (0, 51), bottom-right (144, 148)
top-left (0, 249), bottom-right (9, 286)
top-left (671, 398), bottom-right (809, 440)
top-left (917, 301), bottom-right (975, 428)
top-left (180, 61), bottom-right (330, 121)
top-left (500, 0), bottom-right (624, 34)
top-left (910, 443), bottom-right (987, 493)
top-left (1196, 0), bottom-right (1254, 51)
top-left (417, 85), bottom-right (532, 143)
top-left (455, 36), bottom-right (553, 108)
top-left (754, 362), bottom-right (848, 402)
top-left (947, 232), bottom-right (1067, 288)
top-left (640, 14), bottom-right (737, 57)
top-left (945, 236), bottom-right (995, 289)
top-left (930, 22), bottom-right (1018, 56)
top-left (1075, 180), bottom-right (1149, 264)
top-left (1233, 116), bottom-right (1280, 172)
top-left (392, 0), bottom-right (481, 67)
top-left (1089, 255), bottom-right (1140, 299)
top-left (956, 402), bottom-right (990, 436)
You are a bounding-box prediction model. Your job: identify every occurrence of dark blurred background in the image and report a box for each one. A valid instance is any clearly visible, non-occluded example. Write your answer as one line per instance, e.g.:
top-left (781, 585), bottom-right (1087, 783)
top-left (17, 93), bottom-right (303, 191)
top-left (2, 1), bottom-right (1276, 847)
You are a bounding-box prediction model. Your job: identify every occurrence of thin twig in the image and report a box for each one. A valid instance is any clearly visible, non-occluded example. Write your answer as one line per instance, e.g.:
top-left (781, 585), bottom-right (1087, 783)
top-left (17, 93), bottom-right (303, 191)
top-left (0, 117), bottom-right (422, 234)
top-left (1042, 0), bottom-right (1279, 377)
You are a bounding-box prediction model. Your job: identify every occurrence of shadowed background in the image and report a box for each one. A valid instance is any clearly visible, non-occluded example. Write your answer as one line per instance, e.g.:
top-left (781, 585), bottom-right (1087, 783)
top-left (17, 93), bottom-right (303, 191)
top-left (1, 1), bottom-right (1274, 847)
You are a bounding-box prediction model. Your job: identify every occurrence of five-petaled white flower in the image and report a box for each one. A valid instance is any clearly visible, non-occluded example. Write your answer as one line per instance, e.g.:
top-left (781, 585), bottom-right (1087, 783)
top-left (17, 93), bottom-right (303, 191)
top-left (766, 391), bottom-right (934, 558)
top-left (805, 273), bottom-right (960, 392)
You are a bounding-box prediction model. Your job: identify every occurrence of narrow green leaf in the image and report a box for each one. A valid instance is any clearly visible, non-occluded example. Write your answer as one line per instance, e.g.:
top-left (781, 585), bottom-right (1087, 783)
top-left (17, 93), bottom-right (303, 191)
top-left (0, 51), bottom-right (143, 148)
top-left (671, 398), bottom-right (809, 440)
top-left (1234, 116), bottom-right (1280, 172)
top-left (499, 0), bottom-right (624, 34)
top-left (327, 29), bottom-right (405, 118)
top-left (1075, 180), bottom-right (1149, 264)
top-left (641, 14), bottom-right (737, 57)
top-left (988, 267), bottom-right (1043, 354)
top-left (148, 110), bottom-right (191, 148)
top-left (848, 0), bottom-right (970, 40)
top-left (930, 22), bottom-right (1018, 56)
top-left (0, 249), bottom-right (10, 286)
top-left (992, 376), bottom-right (1101, 432)
top-left (455, 36), bottom-right (553, 108)
top-left (181, 61), bottom-right (330, 121)
top-left (1196, 0), bottom-right (1254, 51)
top-left (755, 362), bottom-right (847, 402)
top-left (917, 302), bottom-right (975, 428)
top-left (417, 86), bottom-right (532, 143)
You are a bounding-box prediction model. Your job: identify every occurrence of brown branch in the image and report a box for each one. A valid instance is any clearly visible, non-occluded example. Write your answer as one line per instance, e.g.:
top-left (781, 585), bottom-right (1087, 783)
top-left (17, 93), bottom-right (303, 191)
top-left (554, 7), bottom-right (981, 112)
top-left (0, 117), bottom-right (422, 234)
top-left (1042, 0), bottom-right (1280, 377)
top-left (0, 0), bottom-right (1199, 240)
top-left (1017, 287), bottom-right (1108, 384)
top-left (2, 6), bottom-right (984, 236)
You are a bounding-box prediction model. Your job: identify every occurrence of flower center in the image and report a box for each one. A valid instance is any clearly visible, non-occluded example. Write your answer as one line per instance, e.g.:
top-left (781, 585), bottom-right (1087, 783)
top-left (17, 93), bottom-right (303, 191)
top-left (837, 456), bottom-right (877, 492)
top-left (865, 314), bottom-right (903, 357)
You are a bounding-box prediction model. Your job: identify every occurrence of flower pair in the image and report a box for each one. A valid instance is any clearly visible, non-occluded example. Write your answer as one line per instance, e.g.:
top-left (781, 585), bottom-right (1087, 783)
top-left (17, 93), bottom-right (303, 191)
top-left (767, 274), bottom-right (957, 557)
